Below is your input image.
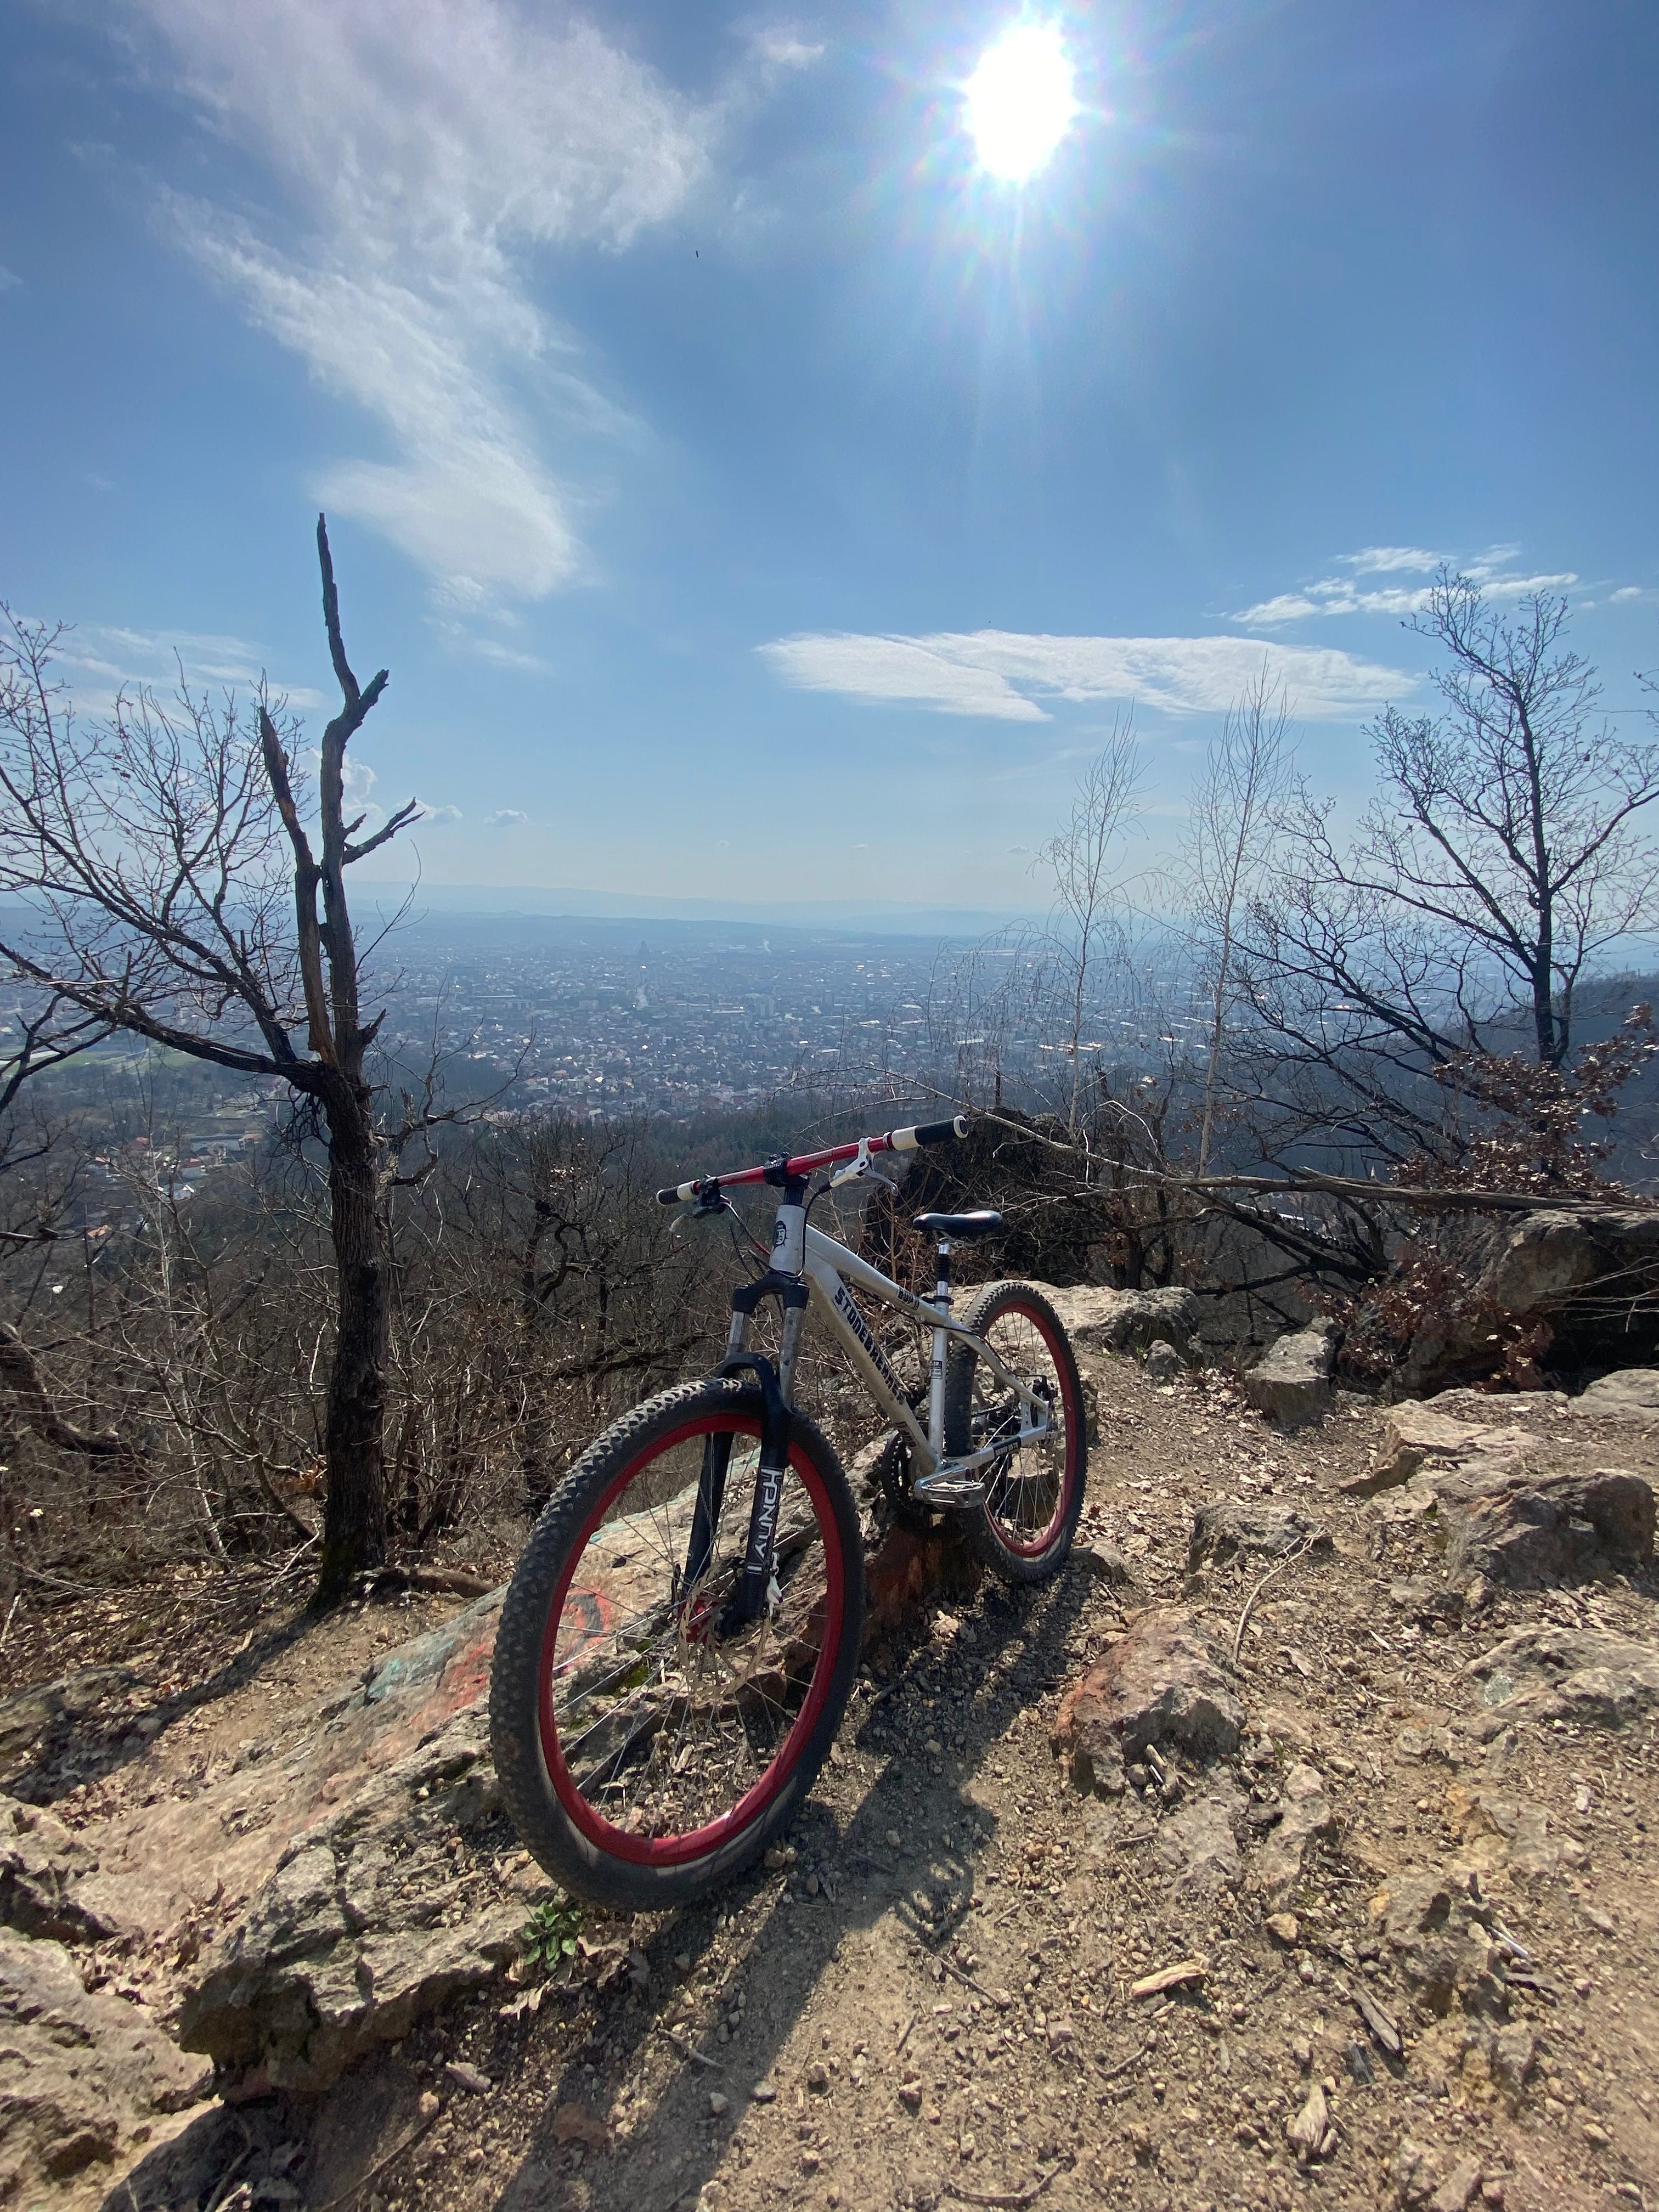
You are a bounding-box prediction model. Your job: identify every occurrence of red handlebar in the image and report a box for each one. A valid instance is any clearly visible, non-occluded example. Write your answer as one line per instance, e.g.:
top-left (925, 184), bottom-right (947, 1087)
top-left (656, 1114), bottom-right (969, 1205)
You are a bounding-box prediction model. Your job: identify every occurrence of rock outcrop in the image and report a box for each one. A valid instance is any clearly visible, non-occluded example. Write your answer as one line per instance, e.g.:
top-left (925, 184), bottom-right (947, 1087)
top-left (1441, 1465), bottom-right (1654, 1587)
top-left (1187, 1500), bottom-right (1331, 1573)
top-left (1464, 1623), bottom-right (1659, 1730)
top-left (1053, 1608), bottom-right (1244, 1799)
top-left (1351, 1395), bottom-right (1656, 1588)
top-left (1475, 1206), bottom-right (1659, 1318)
top-left (0, 1797), bottom-right (133, 1945)
top-left (1039, 1285), bottom-right (1198, 1358)
top-left (1573, 1367), bottom-right (1659, 1419)
top-left (1255, 1762), bottom-right (1337, 1903)
top-left (0, 1926), bottom-right (210, 2200)
top-left (1243, 1327), bottom-right (1335, 1426)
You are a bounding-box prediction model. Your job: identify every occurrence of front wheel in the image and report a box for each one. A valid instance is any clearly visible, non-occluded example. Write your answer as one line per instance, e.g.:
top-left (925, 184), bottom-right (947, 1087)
top-left (944, 1282), bottom-right (1086, 1583)
top-left (489, 1378), bottom-right (864, 1913)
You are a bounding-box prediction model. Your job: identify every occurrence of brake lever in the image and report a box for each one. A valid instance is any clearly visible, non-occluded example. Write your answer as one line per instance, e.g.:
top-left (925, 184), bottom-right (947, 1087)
top-left (829, 1138), bottom-right (875, 1191)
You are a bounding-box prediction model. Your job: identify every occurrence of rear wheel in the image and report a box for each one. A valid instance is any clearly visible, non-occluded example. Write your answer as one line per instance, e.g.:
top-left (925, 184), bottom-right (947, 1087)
top-left (943, 1282), bottom-right (1086, 1582)
top-left (489, 1378), bottom-right (864, 1912)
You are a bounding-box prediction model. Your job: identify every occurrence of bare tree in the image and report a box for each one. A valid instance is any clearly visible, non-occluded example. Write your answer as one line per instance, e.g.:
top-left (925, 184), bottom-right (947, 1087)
top-left (1173, 669), bottom-right (1295, 1173)
top-left (0, 518), bottom-right (427, 1602)
top-left (1037, 718), bottom-right (1142, 1134)
top-left (1234, 573), bottom-right (1659, 1178)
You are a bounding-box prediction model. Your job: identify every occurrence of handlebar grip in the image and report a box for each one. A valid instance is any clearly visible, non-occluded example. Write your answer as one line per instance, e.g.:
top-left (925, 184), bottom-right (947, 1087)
top-left (656, 1180), bottom-right (700, 1205)
top-left (891, 1114), bottom-right (969, 1152)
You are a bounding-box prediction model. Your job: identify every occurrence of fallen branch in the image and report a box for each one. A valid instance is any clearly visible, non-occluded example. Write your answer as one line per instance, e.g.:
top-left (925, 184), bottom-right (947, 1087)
top-left (1232, 1541), bottom-right (1311, 1666)
top-left (970, 1107), bottom-right (1647, 1217)
top-left (312, 2108), bottom-right (439, 2212)
top-left (655, 2024), bottom-right (721, 2069)
top-left (0, 1318), bottom-right (125, 1458)
top-left (942, 2168), bottom-right (1057, 2208)
top-left (938, 1954), bottom-right (1013, 2010)
top-left (1096, 2039), bottom-right (1148, 2083)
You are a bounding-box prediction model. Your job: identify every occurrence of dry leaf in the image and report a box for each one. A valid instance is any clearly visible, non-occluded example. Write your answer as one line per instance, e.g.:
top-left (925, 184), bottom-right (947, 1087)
top-left (1129, 1957), bottom-right (1207, 2000)
top-left (552, 2102), bottom-right (611, 2151)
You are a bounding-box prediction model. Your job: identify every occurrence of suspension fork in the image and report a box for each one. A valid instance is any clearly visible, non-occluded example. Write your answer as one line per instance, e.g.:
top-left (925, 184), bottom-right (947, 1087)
top-left (682, 1175), bottom-right (811, 1621)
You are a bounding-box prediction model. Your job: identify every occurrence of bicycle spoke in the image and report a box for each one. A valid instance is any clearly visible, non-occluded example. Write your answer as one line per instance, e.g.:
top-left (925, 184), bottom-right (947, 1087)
top-left (541, 1417), bottom-right (834, 1847)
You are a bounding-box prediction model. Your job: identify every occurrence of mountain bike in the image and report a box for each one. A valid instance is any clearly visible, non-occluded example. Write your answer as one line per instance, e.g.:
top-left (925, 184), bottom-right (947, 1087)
top-left (489, 1114), bottom-right (1085, 1911)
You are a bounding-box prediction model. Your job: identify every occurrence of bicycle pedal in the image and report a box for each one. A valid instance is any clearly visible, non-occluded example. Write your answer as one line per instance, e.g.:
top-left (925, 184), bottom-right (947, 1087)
top-left (911, 1472), bottom-right (988, 1509)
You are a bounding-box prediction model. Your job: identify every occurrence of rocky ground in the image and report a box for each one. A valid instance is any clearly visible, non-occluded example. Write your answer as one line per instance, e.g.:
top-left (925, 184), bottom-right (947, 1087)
top-left (2, 1302), bottom-right (1657, 2212)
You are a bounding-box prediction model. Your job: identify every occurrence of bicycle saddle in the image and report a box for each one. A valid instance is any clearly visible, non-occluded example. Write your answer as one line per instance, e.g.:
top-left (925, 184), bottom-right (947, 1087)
top-left (912, 1210), bottom-right (1003, 1240)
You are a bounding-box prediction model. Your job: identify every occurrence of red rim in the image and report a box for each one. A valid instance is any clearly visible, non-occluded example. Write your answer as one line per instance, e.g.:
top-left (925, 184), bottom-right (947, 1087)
top-left (536, 1412), bottom-right (847, 1868)
top-left (980, 1300), bottom-right (1082, 1558)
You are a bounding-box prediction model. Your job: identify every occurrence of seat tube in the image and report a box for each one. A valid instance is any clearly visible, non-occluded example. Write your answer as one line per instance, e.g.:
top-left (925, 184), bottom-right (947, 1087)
top-left (928, 1236), bottom-right (952, 1454)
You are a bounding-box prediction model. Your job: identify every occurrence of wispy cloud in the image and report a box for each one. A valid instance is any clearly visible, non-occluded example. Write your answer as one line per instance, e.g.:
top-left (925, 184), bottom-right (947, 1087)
top-left (751, 27), bottom-right (827, 68)
top-left (759, 629), bottom-right (1412, 722)
top-left (1233, 544), bottom-right (1579, 627)
top-left (484, 807), bottom-right (530, 828)
top-left (0, 266), bottom-right (20, 294)
top-left (416, 801), bottom-right (464, 823)
top-left (54, 623), bottom-right (330, 714)
top-left (126, 1), bottom-right (720, 608)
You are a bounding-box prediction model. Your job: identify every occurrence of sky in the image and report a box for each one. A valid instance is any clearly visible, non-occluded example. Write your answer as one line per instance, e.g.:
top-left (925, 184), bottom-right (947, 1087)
top-left (3, 0), bottom-right (1658, 922)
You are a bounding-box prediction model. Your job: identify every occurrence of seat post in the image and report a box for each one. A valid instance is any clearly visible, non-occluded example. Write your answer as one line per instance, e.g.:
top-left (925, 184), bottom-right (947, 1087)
top-left (927, 1235), bottom-right (952, 1458)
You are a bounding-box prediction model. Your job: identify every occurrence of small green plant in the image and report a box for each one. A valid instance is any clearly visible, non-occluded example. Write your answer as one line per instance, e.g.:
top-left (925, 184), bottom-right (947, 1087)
top-left (520, 1893), bottom-right (583, 1979)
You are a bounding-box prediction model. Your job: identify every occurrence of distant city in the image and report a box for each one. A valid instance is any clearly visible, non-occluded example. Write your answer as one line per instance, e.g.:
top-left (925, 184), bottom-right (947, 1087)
top-left (0, 907), bottom-right (1206, 1217)
top-left (367, 910), bottom-right (1192, 1119)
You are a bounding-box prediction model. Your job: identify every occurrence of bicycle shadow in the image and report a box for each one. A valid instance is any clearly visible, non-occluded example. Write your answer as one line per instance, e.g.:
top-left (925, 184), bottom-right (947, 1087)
top-left (486, 1548), bottom-right (1107, 2210)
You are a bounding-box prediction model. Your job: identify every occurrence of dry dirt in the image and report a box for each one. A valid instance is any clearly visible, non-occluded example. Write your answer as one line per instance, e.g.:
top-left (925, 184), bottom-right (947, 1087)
top-left (5, 1342), bottom-right (1658, 2212)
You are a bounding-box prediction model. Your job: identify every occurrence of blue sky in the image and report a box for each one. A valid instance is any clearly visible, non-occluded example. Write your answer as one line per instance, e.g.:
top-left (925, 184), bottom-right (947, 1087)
top-left (3, 0), bottom-right (1657, 917)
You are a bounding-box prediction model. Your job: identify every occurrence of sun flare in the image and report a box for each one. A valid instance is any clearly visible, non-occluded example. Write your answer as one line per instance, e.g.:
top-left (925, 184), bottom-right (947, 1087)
top-left (964, 22), bottom-right (1078, 183)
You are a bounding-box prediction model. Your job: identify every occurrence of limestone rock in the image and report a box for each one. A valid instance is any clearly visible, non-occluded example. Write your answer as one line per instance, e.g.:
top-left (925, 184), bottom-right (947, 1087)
top-left (1243, 1328), bottom-right (1335, 1426)
top-left (1476, 1206), bottom-right (1659, 1314)
top-left (1255, 1763), bottom-right (1336, 1901)
top-left (1390, 2136), bottom-right (1440, 2207)
top-left (1368, 1869), bottom-right (1501, 2015)
top-left (0, 1796), bottom-right (133, 1945)
top-left (1142, 1339), bottom-right (1182, 1385)
top-left (1441, 1466), bottom-right (1654, 1587)
top-left (1445, 1788), bottom-right (1579, 1884)
top-left (1425, 1387), bottom-right (1567, 1420)
top-left (0, 1926), bottom-right (210, 2199)
top-left (1352, 1406), bottom-right (1537, 1498)
top-left (1387, 1579), bottom-right (1464, 1628)
top-left (1053, 1609), bottom-right (1244, 1798)
top-left (176, 1716), bottom-right (529, 2094)
top-left (1149, 1780), bottom-right (1244, 1895)
top-left (1038, 1284), bottom-right (1198, 1357)
top-left (1463, 1623), bottom-right (1659, 1729)
top-left (1574, 1368), bottom-right (1659, 1420)
top-left (1188, 1500), bottom-right (1331, 1573)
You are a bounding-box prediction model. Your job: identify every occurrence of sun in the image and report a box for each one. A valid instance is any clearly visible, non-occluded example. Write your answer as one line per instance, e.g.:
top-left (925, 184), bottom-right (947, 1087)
top-left (964, 22), bottom-right (1078, 183)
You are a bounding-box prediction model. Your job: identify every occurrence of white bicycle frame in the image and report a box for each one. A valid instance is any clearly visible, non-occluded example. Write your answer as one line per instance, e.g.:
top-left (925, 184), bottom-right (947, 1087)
top-left (720, 1200), bottom-right (1053, 1500)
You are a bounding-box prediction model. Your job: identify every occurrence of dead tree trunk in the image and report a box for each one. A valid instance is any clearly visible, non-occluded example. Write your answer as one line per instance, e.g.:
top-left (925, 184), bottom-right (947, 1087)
top-left (0, 516), bottom-right (424, 1606)
top-left (317, 1070), bottom-right (391, 1595)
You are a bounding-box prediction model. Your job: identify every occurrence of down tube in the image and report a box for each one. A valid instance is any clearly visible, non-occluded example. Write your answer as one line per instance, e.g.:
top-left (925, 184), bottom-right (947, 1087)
top-left (802, 1255), bottom-right (934, 1471)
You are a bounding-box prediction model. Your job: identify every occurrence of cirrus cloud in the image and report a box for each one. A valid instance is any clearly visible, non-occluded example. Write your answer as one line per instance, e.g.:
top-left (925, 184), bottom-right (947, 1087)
top-left (1233, 544), bottom-right (1580, 628)
top-left (126, 0), bottom-right (721, 611)
top-left (758, 629), bottom-right (1413, 722)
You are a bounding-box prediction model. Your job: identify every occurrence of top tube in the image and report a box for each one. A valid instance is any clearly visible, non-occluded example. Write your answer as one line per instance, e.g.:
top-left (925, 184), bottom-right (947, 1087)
top-left (655, 1114), bottom-right (968, 1206)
